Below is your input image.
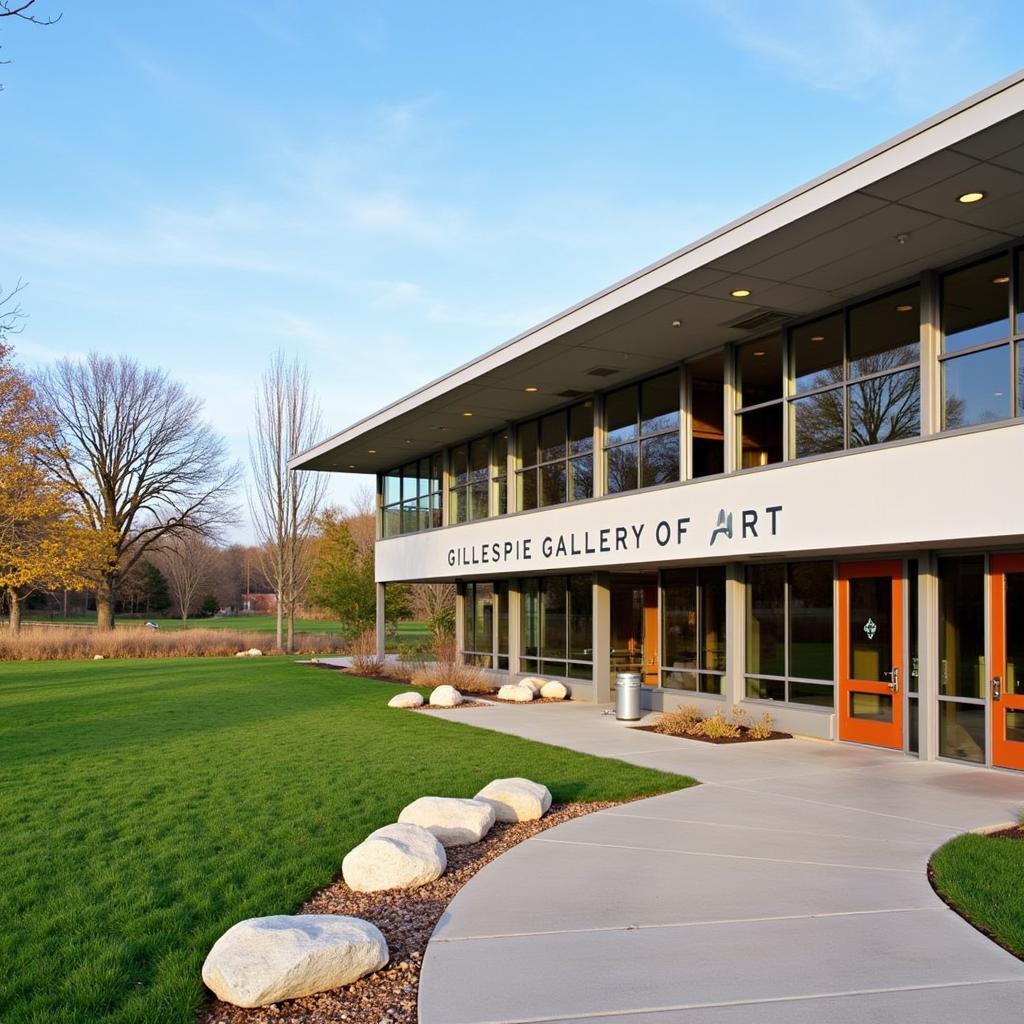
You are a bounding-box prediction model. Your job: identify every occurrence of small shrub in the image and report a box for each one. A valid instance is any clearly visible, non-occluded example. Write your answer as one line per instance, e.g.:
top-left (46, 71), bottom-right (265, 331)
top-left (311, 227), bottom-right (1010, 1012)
top-left (748, 712), bottom-right (774, 740)
top-left (409, 659), bottom-right (491, 694)
top-left (695, 711), bottom-right (740, 740)
top-left (349, 628), bottom-right (384, 677)
top-left (652, 704), bottom-right (705, 737)
top-left (729, 706), bottom-right (751, 729)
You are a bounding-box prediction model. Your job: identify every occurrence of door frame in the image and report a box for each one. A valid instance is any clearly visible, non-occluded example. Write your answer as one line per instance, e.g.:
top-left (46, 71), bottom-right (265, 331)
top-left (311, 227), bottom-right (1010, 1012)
top-left (837, 559), bottom-right (905, 750)
top-left (990, 554), bottom-right (1024, 771)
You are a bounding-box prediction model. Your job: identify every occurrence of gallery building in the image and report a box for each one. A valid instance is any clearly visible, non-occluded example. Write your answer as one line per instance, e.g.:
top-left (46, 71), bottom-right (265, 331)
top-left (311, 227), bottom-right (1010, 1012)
top-left (293, 72), bottom-right (1024, 771)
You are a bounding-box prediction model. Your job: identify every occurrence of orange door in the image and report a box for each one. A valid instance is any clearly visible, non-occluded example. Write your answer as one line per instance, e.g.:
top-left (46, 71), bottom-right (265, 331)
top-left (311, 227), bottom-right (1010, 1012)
top-left (991, 555), bottom-right (1024, 771)
top-left (838, 561), bottom-right (904, 749)
top-left (643, 585), bottom-right (659, 686)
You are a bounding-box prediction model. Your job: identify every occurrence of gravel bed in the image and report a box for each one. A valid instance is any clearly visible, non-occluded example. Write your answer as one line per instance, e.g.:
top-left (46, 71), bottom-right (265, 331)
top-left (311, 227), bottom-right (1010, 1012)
top-left (414, 700), bottom-right (491, 711)
top-left (491, 696), bottom-right (568, 705)
top-left (199, 801), bottom-right (616, 1024)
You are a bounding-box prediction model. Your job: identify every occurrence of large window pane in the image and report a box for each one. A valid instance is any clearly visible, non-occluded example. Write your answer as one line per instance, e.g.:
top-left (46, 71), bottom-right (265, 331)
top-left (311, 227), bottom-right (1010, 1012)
top-left (746, 564), bottom-right (785, 677)
top-left (451, 444), bottom-right (469, 485)
top-left (640, 372), bottom-right (680, 435)
top-left (747, 677), bottom-right (785, 701)
top-left (384, 470), bottom-right (401, 505)
top-left (848, 287), bottom-right (919, 377)
top-left (790, 680), bottom-right (834, 707)
top-left (942, 345), bottom-right (1011, 428)
top-left (570, 455), bottom-right (593, 501)
top-left (517, 419), bottom-right (538, 465)
top-left (1006, 572), bottom-right (1024, 696)
top-left (542, 577), bottom-right (568, 659)
top-left (791, 388), bottom-right (844, 457)
top-left (605, 387), bottom-right (638, 445)
top-left (848, 575), bottom-right (892, 682)
top-left (792, 313), bottom-right (843, 394)
top-left (739, 404), bottom-right (783, 468)
top-left (942, 255), bottom-right (1010, 353)
top-left (606, 442), bottom-right (638, 494)
top-left (1017, 250), bottom-right (1024, 335)
top-left (640, 434), bottom-right (679, 487)
top-left (569, 576), bottom-right (593, 661)
top-left (539, 411), bottom-right (566, 463)
top-left (789, 562), bottom-right (833, 680)
top-left (521, 579), bottom-right (539, 659)
top-left (569, 402), bottom-right (594, 454)
top-left (848, 368), bottom-right (920, 448)
top-left (691, 352), bottom-right (724, 478)
top-left (469, 437), bottom-right (489, 479)
top-left (662, 569), bottom-right (697, 670)
top-left (939, 556), bottom-right (985, 699)
top-left (702, 567), bottom-right (727, 673)
top-left (737, 335), bottom-right (783, 407)
top-left (518, 467), bottom-right (538, 511)
top-left (540, 461), bottom-right (567, 507)
top-left (469, 480), bottom-right (489, 520)
top-left (939, 702), bottom-right (986, 763)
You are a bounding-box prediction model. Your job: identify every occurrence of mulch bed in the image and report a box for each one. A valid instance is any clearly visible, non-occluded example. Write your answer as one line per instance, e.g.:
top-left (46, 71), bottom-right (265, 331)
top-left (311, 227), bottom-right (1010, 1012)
top-left (414, 700), bottom-right (491, 711)
top-left (980, 825), bottom-right (1024, 841)
top-left (491, 696), bottom-right (568, 705)
top-left (630, 725), bottom-right (791, 744)
top-left (198, 801), bottom-right (618, 1024)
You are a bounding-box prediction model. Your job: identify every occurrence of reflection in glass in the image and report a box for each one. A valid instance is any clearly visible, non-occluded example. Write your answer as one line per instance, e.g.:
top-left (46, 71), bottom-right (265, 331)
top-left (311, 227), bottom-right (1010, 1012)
top-left (519, 576), bottom-right (594, 679)
top-left (569, 576), bottom-right (593, 662)
top-left (746, 564), bottom-right (785, 677)
top-left (691, 353), bottom-right (724, 478)
top-left (942, 345), bottom-right (1011, 428)
top-left (790, 680), bottom-right (834, 707)
top-left (792, 388), bottom-right (844, 457)
top-left (605, 387), bottom-right (638, 445)
top-left (1006, 573), bottom-right (1024, 695)
top-left (747, 676), bottom-right (785, 701)
top-left (790, 562), bottom-right (834, 680)
top-left (849, 369), bottom-right (920, 448)
top-left (540, 462), bottom-right (567, 507)
top-left (570, 455), bottom-right (593, 501)
top-left (739, 404), bottom-right (783, 467)
top-left (540, 411), bottom-right (567, 463)
top-left (702, 568), bottom-right (727, 673)
top-left (569, 402), bottom-right (594, 454)
top-left (939, 556), bottom-right (985, 699)
top-left (663, 670), bottom-right (698, 691)
top-left (641, 372), bottom-right (680, 435)
top-left (606, 443), bottom-right (638, 494)
top-left (662, 569), bottom-right (697, 670)
top-left (849, 576), bottom-right (892, 682)
top-left (1006, 710), bottom-right (1024, 745)
top-left (737, 335), bottom-right (783, 406)
top-left (942, 255), bottom-right (1010, 353)
top-left (792, 313), bottom-right (843, 394)
top-left (850, 692), bottom-right (893, 722)
top-left (518, 467), bottom-right (538, 511)
top-left (939, 702), bottom-right (985, 763)
top-left (848, 287), bottom-right (919, 377)
top-left (541, 577), bottom-right (568, 659)
top-left (640, 434), bottom-right (679, 487)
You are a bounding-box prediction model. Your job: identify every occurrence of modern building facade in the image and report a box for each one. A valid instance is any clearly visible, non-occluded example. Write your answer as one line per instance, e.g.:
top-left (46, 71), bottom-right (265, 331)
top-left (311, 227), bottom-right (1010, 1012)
top-left (293, 72), bottom-right (1024, 771)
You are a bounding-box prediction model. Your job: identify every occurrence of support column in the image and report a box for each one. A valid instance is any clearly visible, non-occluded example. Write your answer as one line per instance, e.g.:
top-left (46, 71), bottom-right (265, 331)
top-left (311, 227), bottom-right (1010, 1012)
top-left (919, 271), bottom-right (941, 437)
top-left (454, 583), bottom-right (465, 662)
top-left (375, 582), bottom-right (386, 661)
top-left (593, 572), bottom-right (611, 703)
top-left (917, 552), bottom-right (940, 761)
top-left (724, 563), bottom-right (745, 709)
top-left (507, 581), bottom-right (521, 678)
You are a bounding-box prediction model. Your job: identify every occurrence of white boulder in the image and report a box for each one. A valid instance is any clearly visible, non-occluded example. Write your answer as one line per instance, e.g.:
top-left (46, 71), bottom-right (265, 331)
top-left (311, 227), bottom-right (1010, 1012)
top-left (498, 683), bottom-right (534, 703)
top-left (92, 654), bottom-right (105, 660)
top-left (202, 914), bottom-right (388, 1008)
top-left (398, 796), bottom-right (495, 846)
top-left (388, 691), bottom-right (425, 709)
top-left (540, 680), bottom-right (569, 700)
top-left (518, 677), bottom-right (543, 694)
top-left (342, 823), bottom-right (446, 892)
top-left (475, 777), bottom-right (553, 822)
top-left (247, 648), bottom-right (263, 657)
top-left (429, 684), bottom-right (463, 707)
top-left (235, 651), bottom-right (248, 657)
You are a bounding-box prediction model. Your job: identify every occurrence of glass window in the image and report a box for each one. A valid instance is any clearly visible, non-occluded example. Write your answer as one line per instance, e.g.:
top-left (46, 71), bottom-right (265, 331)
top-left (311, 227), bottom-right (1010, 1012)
top-left (739, 404), bottom-right (784, 468)
top-left (449, 436), bottom-right (499, 524)
top-left (848, 287), bottom-right (920, 377)
top-left (518, 402), bottom-right (593, 511)
top-left (689, 354), bottom-right (724, 478)
top-left (848, 368), bottom-right (920, 447)
top-left (942, 345), bottom-right (1012, 428)
top-left (938, 556), bottom-right (985, 700)
top-left (942, 255), bottom-right (1010, 353)
top-left (381, 456), bottom-right (443, 537)
top-left (737, 335), bottom-right (783, 407)
top-left (605, 372), bottom-right (679, 493)
top-left (746, 562), bottom-right (835, 706)
top-left (735, 336), bottom-right (783, 469)
top-left (519, 575), bottom-right (593, 679)
top-left (792, 313), bottom-right (843, 394)
top-left (461, 581), bottom-right (495, 668)
top-left (662, 567), bottom-right (726, 693)
top-left (492, 432), bottom-right (508, 517)
top-left (791, 388), bottom-right (844, 458)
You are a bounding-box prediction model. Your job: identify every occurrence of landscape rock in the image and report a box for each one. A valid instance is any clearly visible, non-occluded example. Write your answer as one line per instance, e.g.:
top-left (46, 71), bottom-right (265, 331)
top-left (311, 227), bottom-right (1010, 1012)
top-left (342, 823), bottom-right (446, 892)
top-left (475, 777), bottom-right (552, 822)
top-left (235, 651), bottom-right (248, 657)
top-left (518, 677), bottom-right (543, 694)
top-left (428, 684), bottom-right (463, 707)
top-left (398, 796), bottom-right (495, 846)
top-left (92, 654), bottom-right (105, 660)
top-left (540, 680), bottom-right (569, 700)
top-left (247, 648), bottom-right (263, 657)
top-left (201, 914), bottom-right (389, 1008)
top-left (387, 691), bottom-right (425, 709)
top-left (497, 683), bottom-right (534, 703)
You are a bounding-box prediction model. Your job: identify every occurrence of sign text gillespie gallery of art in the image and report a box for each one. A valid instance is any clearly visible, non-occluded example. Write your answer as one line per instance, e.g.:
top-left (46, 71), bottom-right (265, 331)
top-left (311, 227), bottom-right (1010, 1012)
top-left (447, 504), bottom-right (783, 568)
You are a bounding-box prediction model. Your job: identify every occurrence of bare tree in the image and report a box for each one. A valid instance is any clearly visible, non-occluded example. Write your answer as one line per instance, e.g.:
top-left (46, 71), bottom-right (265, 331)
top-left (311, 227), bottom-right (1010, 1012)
top-left (1, 1), bottom-right (61, 91)
top-left (0, 281), bottom-right (27, 341)
top-left (34, 353), bottom-right (240, 630)
top-left (160, 532), bottom-right (211, 626)
top-left (249, 352), bottom-right (326, 652)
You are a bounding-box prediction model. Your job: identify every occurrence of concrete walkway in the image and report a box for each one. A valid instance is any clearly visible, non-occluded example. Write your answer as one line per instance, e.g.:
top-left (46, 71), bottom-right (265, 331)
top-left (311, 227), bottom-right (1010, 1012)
top-left (418, 701), bottom-right (1024, 1023)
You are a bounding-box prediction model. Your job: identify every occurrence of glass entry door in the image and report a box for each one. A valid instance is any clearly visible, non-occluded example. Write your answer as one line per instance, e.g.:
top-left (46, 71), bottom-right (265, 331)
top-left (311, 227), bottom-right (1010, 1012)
top-left (991, 555), bottom-right (1024, 771)
top-left (610, 583), bottom-right (659, 686)
top-left (838, 561), bottom-right (904, 749)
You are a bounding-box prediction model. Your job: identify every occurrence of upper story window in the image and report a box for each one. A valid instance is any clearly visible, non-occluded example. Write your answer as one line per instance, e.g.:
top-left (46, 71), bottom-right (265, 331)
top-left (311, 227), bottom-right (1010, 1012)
top-left (517, 401), bottom-right (594, 511)
top-left (492, 430), bottom-right (509, 516)
top-left (940, 252), bottom-right (1020, 429)
top-left (449, 436), bottom-right (491, 524)
top-left (688, 355), bottom-right (724, 477)
top-left (381, 454), bottom-right (443, 538)
top-left (604, 371), bottom-right (680, 493)
top-left (735, 334), bottom-right (783, 468)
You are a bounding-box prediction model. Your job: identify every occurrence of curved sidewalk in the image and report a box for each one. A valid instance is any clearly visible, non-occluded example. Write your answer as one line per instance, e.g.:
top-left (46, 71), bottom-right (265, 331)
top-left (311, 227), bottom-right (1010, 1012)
top-left (419, 703), bottom-right (1024, 1023)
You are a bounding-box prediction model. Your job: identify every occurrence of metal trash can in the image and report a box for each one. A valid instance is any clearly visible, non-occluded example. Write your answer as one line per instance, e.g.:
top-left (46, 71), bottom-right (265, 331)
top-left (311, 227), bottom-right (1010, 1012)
top-left (615, 671), bottom-right (642, 721)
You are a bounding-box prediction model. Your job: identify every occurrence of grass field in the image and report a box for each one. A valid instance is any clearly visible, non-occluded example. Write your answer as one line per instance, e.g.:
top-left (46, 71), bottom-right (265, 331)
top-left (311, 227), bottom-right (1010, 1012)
top-left (19, 614), bottom-right (432, 644)
top-left (931, 831), bottom-right (1024, 958)
top-left (0, 659), bottom-right (689, 1023)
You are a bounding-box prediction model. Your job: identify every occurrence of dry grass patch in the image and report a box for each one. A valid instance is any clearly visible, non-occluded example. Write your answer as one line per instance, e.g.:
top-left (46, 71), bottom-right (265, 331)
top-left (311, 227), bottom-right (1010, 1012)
top-left (649, 704), bottom-right (783, 743)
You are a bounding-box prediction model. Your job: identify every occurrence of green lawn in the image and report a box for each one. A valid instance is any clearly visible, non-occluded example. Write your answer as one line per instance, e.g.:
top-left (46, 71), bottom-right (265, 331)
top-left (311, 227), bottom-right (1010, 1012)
top-left (0, 659), bottom-right (690, 1023)
top-left (931, 831), bottom-right (1024, 958)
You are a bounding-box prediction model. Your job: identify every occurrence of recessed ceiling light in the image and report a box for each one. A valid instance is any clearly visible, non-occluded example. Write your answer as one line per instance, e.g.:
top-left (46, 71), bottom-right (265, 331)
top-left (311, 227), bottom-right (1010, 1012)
top-left (347, 464), bottom-right (356, 469)
top-left (367, 449), bottom-right (376, 454)
top-left (895, 304), bottom-right (914, 313)
top-left (810, 335), bottom-right (825, 342)
top-left (671, 319), bottom-right (682, 328)
top-left (958, 191), bottom-right (985, 204)
top-left (730, 288), bottom-right (751, 298)
top-left (993, 275), bottom-right (1010, 285)
top-left (524, 386), bottom-right (538, 392)
top-left (753, 350), bottom-right (766, 357)
top-left (463, 411), bottom-right (473, 417)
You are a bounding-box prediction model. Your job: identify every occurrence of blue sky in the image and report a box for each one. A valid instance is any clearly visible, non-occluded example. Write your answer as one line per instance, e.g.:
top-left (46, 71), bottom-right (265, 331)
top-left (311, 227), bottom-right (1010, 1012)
top-left (2, 1), bottom-right (1021, 536)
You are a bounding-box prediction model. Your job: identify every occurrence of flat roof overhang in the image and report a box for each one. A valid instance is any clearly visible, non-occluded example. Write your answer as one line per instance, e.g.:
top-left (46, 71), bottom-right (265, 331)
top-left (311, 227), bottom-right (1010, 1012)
top-left (291, 70), bottom-right (1024, 476)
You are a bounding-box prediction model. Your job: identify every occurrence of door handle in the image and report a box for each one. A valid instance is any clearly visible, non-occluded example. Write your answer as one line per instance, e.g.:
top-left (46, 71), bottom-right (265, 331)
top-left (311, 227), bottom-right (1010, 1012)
top-left (993, 676), bottom-right (1002, 702)
top-left (883, 666), bottom-right (900, 694)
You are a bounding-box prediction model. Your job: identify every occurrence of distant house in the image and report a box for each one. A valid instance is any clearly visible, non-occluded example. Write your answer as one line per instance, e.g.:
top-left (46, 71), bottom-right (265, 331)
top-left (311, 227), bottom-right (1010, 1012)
top-left (242, 592), bottom-right (277, 614)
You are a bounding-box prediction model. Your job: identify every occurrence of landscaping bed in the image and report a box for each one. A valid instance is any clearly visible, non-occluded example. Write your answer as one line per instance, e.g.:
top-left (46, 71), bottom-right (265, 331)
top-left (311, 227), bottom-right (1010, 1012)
top-left (631, 724), bottom-right (791, 744)
top-left (198, 801), bottom-right (617, 1024)
top-left (930, 825), bottom-right (1024, 961)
